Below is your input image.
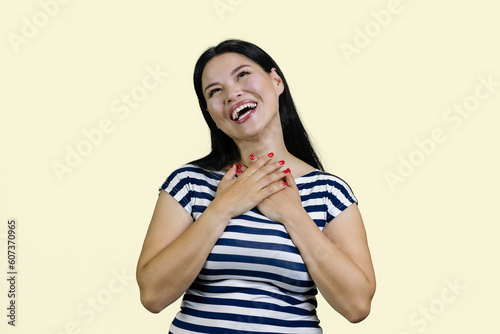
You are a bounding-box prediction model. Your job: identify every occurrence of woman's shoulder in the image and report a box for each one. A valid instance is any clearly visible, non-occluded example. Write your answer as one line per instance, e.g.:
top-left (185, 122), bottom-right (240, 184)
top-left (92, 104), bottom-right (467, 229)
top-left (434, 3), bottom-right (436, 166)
top-left (296, 168), bottom-right (348, 183)
top-left (165, 163), bottom-right (224, 182)
top-left (159, 164), bottom-right (223, 195)
top-left (297, 169), bottom-right (356, 196)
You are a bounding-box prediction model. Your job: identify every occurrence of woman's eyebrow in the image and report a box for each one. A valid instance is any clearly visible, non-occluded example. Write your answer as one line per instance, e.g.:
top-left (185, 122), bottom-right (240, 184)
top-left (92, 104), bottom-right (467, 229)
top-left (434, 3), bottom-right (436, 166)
top-left (204, 64), bottom-right (251, 93)
top-left (230, 64), bottom-right (251, 76)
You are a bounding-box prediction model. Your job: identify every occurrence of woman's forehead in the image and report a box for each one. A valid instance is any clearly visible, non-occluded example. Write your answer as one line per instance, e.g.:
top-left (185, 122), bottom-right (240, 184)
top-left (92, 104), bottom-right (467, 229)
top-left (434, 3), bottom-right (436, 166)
top-left (202, 53), bottom-right (256, 81)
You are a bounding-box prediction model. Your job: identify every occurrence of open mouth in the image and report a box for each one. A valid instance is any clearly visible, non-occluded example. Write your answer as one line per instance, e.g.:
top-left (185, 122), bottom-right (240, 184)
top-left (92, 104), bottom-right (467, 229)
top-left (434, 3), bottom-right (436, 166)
top-left (230, 102), bottom-right (258, 122)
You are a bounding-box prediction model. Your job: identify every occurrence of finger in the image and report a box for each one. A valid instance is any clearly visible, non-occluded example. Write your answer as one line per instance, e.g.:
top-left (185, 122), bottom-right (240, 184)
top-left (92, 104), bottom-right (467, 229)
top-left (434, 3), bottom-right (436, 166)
top-left (284, 172), bottom-right (297, 189)
top-left (254, 152), bottom-right (275, 163)
top-left (249, 153), bottom-right (273, 167)
top-left (251, 167), bottom-right (288, 193)
top-left (246, 153), bottom-right (281, 177)
top-left (236, 163), bottom-right (247, 174)
top-left (259, 158), bottom-right (286, 177)
top-left (256, 167), bottom-right (288, 187)
top-left (223, 164), bottom-right (237, 180)
top-left (258, 176), bottom-right (289, 197)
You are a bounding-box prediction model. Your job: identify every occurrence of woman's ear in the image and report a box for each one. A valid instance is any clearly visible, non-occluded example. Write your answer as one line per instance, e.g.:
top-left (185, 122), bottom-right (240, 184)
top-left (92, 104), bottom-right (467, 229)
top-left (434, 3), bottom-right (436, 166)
top-left (270, 68), bottom-right (284, 95)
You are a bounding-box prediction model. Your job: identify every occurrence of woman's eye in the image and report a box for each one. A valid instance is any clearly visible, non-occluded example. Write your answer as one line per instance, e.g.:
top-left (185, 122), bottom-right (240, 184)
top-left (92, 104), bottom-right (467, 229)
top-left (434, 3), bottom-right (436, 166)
top-left (237, 71), bottom-right (250, 79)
top-left (209, 88), bottom-right (221, 97)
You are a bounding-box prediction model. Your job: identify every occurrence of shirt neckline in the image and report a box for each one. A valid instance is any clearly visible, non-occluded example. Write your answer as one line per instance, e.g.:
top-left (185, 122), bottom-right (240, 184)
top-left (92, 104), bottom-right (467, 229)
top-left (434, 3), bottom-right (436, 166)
top-left (213, 168), bottom-right (321, 182)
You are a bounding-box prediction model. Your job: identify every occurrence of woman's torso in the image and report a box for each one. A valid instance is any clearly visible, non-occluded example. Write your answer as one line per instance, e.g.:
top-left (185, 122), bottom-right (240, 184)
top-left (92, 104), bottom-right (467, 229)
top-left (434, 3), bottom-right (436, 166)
top-left (163, 165), bottom-right (357, 333)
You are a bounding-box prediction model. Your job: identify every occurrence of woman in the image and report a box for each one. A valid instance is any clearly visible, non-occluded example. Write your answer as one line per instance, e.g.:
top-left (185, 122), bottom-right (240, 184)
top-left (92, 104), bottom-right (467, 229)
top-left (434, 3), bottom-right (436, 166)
top-left (136, 39), bottom-right (376, 333)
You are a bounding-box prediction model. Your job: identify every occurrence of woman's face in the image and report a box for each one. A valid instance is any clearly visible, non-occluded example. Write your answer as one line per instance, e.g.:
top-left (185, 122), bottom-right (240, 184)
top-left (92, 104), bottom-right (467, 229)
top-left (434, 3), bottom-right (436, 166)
top-left (201, 52), bottom-right (284, 141)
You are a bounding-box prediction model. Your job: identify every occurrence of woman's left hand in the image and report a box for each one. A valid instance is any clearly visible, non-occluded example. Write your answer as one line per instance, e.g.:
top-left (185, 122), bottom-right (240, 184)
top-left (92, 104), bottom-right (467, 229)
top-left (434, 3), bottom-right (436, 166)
top-left (238, 158), bottom-right (304, 223)
top-left (258, 172), bottom-right (304, 223)
top-left (238, 156), bottom-right (375, 323)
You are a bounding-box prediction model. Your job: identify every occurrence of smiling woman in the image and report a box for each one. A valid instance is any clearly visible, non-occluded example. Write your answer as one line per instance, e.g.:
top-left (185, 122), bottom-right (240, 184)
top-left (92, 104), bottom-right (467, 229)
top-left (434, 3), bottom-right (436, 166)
top-left (201, 52), bottom-right (285, 148)
top-left (136, 39), bottom-right (376, 333)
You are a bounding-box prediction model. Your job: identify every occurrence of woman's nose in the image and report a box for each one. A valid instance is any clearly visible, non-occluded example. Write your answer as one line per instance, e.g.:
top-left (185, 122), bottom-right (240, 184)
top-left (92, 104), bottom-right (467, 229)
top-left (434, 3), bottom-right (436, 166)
top-left (226, 84), bottom-right (242, 103)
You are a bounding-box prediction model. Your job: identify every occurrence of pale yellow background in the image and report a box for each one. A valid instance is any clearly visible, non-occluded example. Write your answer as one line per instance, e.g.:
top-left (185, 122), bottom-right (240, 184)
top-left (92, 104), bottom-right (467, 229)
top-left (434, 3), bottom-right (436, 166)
top-left (1, 0), bottom-right (499, 333)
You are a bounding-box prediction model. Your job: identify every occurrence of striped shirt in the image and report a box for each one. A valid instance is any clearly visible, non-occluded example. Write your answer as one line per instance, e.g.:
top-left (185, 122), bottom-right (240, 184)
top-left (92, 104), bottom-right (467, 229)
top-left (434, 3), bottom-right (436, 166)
top-left (160, 164), bottom-right (358, 334)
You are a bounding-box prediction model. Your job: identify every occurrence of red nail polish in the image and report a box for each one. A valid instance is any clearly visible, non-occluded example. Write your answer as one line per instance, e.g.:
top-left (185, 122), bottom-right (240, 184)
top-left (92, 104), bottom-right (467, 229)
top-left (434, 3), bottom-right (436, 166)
top-left (236, 169), bottom-right (242, 174)
top-left (268, 152), bottom-right (274, 158)
top-left (249, 154), bottom-right (256, 161)
top-left (283, 182), bottom-right (288, 187)
top-left (237, 164), bottom-right (243, 169)
top-left (278, 160), bottom-right (285, 166)
top-left (282, 168), bottom-right (290, 174)
top-left (230, 164), bottom-right (234, 168)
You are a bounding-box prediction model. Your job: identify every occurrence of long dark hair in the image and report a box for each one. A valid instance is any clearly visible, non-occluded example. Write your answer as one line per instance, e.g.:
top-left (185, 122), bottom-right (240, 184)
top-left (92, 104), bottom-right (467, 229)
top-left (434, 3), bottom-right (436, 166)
top-left (190, 39), bottom-right (324, 171)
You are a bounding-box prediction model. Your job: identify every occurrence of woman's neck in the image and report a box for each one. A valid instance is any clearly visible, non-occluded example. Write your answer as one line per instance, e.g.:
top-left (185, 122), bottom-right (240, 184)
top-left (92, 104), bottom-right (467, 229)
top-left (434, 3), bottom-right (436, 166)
top-left (233, 132), bottom-right (311, 176)
top-left (237, 141), bottom-right (291, 168)
top-left (230, 114), bottom-right (316, 176)
top-left (231, 113), bottom-right (287, 167)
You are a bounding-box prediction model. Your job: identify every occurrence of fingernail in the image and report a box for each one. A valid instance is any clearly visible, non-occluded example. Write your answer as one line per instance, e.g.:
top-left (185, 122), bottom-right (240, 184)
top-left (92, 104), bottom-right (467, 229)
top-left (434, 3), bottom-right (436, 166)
top-left (249, 154), bottom-right (256, 161)
top-left (237, 164), bottom-right (243, 169)
top-left (283, 182), bottom-right (288, 187)
top-left (282, 168), bottom-right (290, 174)
top-left (278, 160), bottom-right (285, 166)
top-left (268, 152), bottom-right (274, 158)
top-left (230, 164), bottom-right (234, 168)
top-left (236, 169), bottom-right (242, 174)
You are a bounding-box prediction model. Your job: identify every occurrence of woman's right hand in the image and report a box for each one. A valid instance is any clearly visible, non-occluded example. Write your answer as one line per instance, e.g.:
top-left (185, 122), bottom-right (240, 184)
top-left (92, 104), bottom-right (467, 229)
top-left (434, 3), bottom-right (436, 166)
top-left (212, 153), bottom-right (287, 218)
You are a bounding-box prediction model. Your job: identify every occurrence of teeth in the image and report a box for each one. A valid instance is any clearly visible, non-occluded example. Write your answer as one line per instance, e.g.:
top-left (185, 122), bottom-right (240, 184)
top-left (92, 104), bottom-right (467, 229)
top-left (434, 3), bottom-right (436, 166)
top-left (232, 102), bottom-right (257, 120)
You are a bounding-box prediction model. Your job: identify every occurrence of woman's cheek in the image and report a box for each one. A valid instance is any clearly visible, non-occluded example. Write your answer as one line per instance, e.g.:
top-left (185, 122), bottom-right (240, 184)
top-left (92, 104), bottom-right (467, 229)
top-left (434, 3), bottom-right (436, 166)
top-left (208, 100), bottom-right (223, 115)
top-left (245, 79), bottom-right (260, 92)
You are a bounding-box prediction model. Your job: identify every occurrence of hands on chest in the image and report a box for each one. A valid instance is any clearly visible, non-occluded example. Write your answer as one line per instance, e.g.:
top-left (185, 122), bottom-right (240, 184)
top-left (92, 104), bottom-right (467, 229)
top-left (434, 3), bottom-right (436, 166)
top-left (214, 153), bottom-right (305, 224)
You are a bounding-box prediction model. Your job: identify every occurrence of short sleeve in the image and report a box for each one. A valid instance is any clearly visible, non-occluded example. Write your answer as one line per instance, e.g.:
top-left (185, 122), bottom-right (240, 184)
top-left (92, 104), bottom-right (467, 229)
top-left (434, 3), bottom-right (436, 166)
top-left (158, 166), bottom-right (195, 215)
top-left (325, 175), bottom-right (358, 222)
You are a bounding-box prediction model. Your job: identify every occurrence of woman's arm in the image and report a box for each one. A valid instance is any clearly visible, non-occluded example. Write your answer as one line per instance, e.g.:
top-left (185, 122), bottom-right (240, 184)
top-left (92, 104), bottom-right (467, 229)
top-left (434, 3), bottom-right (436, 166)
top-left (284, 203), bottom-right (376, 323)
top-left (136, 190), bottom-right (230, 313)
top-left (136, 156), bottom-right (288, 313)
top-left (257, 173), bottom-right (376, 323)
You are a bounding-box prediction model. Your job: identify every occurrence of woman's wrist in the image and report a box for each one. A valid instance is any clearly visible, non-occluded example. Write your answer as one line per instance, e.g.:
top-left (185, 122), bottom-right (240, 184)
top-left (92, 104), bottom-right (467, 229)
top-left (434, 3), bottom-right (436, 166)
top-left (206, 197), bottom-right (233, 224)
top-left (280, 206), bottom-right (311, 229)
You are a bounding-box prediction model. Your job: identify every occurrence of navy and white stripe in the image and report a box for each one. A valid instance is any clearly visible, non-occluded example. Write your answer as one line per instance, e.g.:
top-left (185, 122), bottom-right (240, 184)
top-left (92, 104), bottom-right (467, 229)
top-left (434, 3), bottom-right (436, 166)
top-left (160, 164), bottom-right (357, 334)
